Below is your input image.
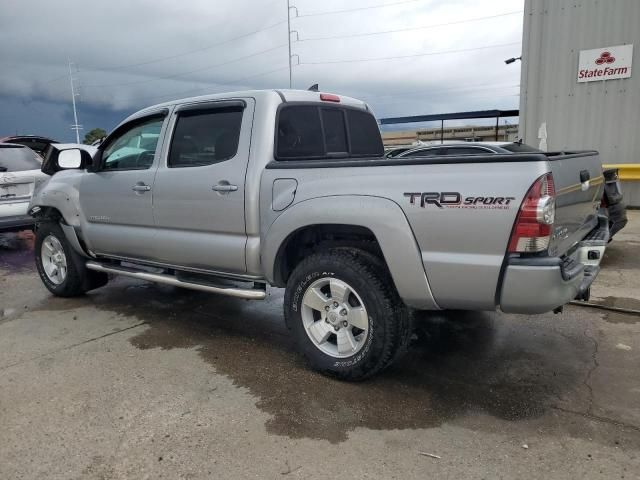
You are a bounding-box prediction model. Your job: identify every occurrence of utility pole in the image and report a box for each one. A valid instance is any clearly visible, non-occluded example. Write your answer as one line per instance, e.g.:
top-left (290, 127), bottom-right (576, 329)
top-left (68, 60), bottom-right (82, 143)
top-left (287, 0), bottom-right (298, 88)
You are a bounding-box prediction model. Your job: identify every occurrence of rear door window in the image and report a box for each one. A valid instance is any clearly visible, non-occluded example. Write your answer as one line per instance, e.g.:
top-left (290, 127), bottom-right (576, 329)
top-left (169, 108), bottom-right (243, 168)
top-left (0, 146), bottom-right (42, 172)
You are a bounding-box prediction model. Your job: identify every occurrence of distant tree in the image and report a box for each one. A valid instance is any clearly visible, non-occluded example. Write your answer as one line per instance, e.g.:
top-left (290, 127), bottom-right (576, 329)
top-left (83, 128), bottom-right (107, 145)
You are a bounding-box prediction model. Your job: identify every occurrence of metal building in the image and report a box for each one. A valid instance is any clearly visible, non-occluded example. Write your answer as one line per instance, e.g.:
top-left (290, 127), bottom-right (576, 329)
top-left (519, 0), bottom-right (640, 205)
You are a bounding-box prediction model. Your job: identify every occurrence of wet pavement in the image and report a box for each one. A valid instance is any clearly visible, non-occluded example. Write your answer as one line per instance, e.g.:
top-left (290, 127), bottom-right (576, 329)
top-left (1, 213), bottom-right (639, 479)
top-left (0, 230), bottom-right (35, 272)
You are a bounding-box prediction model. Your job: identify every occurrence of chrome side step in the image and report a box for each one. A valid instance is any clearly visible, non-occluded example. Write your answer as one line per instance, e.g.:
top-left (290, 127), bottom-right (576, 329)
top-left (85, 261), bottom-right (266, 300)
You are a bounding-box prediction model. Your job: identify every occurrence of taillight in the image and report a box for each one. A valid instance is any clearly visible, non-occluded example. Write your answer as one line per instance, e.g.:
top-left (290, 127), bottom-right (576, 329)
top-left (320, 93), bottom-right (340, 102)
top-left (508, 173), bottom-right (556, 253)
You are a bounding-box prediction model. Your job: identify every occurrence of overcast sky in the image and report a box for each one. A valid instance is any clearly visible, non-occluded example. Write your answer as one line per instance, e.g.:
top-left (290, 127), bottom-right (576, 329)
top-left (0, 0), bottom-right (524, 141)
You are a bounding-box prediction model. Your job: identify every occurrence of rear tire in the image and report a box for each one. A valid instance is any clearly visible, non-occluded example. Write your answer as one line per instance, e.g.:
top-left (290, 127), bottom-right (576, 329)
top-left (35, 222), bottom-right (108, 297)
top-left (284, 249), bottom-right (410, 380)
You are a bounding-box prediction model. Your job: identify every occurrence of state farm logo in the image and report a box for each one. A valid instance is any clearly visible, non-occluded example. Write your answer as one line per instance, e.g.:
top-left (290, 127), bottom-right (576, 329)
top-left (578, 48), bottom-right (629, 81)
top-left (595, 51), bottom-right (615, 65)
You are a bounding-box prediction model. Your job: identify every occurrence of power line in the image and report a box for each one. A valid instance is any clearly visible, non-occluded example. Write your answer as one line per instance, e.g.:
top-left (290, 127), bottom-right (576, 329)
top-left (296, 0), bottom-right (427, 17)
top-left (135, 65), bottom-right (290, 104)
top-left (333, 83), bottom-right (521, 114)
top-left (41, 73), bottom-right (69, 85)
top-left (83, 44), bottom-right (287, 88)
top-left (364, 83), bottom-right (520, 98)
top-left (90, 19), bottom-right (287, 72)
top-left (296, 10), bottom-right (523, 42)
top-left (299, 42), bottom-right (521, 65)
top-left (374, 91), bottom-right (521, 107)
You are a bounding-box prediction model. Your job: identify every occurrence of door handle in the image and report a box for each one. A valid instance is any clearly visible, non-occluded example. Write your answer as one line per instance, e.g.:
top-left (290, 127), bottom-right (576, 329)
top-left (212, 183), bottom-right (238, 192)
top-left (132, 184), bottom-right (151, 192)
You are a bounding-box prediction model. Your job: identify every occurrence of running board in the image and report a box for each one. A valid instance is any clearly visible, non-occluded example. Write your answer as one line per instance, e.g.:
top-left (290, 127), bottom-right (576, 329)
top-left (85, 261), bottom-right (266, 300)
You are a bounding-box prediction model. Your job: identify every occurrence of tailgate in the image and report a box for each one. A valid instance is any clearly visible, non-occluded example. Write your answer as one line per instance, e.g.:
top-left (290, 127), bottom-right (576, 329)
top-left (546, 151), bottom-right (604, 257)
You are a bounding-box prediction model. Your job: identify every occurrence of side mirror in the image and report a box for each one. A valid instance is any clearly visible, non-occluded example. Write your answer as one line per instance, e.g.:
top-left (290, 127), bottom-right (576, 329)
top-left (41, 144), bottom-right (96, 175)
top-left (58, 149), bottom-right (83, 169)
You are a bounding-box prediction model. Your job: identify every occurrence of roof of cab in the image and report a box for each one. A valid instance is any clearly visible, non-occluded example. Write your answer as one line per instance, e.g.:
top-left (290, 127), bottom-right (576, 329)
top-left (127, 89), bottom-right (369, 123)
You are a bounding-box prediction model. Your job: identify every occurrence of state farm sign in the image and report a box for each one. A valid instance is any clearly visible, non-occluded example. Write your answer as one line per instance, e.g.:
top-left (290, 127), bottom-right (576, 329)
top-left (578, 44), bottom-right (633, 83)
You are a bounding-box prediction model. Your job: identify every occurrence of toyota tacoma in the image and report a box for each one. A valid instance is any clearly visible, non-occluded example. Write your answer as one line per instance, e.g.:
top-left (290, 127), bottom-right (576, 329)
top-left (30, 89), bottom-right (608, 379)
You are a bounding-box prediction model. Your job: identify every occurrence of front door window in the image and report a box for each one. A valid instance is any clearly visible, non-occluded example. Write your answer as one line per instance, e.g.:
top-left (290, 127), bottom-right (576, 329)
top-left (102, 117), bottom-right (164, 171)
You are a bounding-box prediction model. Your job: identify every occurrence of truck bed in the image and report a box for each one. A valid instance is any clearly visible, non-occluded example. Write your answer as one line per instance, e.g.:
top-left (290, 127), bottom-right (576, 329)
top-left (264, 150), bottom-right (604, 311)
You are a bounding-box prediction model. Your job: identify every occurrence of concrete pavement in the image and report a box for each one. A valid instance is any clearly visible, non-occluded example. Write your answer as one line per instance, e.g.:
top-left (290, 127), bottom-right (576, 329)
top-left (1, 214), bottom-right (639, 479)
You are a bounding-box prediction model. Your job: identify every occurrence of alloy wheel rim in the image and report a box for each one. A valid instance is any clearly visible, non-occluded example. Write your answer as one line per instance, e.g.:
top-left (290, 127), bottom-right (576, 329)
top-left (41, 235), bottom-right (67, 285)
top-left (301, 277), bottom-right (369, 358)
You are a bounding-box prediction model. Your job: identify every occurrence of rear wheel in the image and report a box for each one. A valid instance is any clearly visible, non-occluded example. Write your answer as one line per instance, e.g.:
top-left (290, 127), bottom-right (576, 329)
top-left (35, 222), bottom-right (108, 297)
top-left (284, 249), bottom-right (410, 380)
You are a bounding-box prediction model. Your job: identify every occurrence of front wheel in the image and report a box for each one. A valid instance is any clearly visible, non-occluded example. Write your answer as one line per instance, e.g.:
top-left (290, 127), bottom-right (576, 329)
top-left (284, 249), bottom-right (410, 380)
top-left (35, 222), bottom-right (108, 297)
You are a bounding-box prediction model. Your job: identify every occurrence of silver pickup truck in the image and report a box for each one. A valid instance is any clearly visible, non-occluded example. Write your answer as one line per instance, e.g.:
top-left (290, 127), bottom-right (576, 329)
top-left (30, 89), bottom-right (608, 380)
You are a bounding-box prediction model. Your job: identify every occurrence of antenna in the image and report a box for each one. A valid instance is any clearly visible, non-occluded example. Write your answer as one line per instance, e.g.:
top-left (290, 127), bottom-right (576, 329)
top-left (68, 60), bottom-right (82, 143)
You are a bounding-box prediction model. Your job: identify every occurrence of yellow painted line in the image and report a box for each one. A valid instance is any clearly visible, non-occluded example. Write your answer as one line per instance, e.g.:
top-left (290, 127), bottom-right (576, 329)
top-left (602, 164), bottom-right (640, 181)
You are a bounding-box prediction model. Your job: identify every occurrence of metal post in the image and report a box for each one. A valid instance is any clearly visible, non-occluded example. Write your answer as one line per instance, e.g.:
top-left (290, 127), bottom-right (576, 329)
top-left (440, 120), bottom-right (444, 144)
top-left (68, 60), bottom-right (81, 144)
top-left (494, 116), bottom-right (499, 141)
top-left (287, 0), bottom-right (292, 88)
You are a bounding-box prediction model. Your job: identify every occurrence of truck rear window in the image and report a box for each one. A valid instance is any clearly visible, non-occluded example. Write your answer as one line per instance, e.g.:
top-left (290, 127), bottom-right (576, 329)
top-left (276, 104), bottom-right (383, 160)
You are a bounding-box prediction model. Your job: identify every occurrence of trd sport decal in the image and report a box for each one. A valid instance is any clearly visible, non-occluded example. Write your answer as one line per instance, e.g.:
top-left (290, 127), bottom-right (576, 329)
top-left (404, 192), bottom-right (516, 209)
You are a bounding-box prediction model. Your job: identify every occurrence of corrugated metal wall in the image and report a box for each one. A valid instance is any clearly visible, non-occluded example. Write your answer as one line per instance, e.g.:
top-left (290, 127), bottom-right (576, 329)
top-left (519, 0), bottom-right (640, 204)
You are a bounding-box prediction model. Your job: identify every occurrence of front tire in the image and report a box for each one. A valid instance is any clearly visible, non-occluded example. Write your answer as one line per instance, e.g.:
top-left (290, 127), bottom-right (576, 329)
top-left (35, 222), bottom-right (107, 297)
top-left (284, 249), bottom-right (410, 380)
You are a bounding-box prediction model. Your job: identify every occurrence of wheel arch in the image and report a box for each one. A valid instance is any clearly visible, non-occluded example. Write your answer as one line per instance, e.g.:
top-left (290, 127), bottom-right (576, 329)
top-left (31, 206), bottom-right (90, 258)
top-left (273, 223), bottom-right (381, 286)
top-left (262, 195), bottom-right (439, 310)
top-left (31, 205), bottom-right (63, 223)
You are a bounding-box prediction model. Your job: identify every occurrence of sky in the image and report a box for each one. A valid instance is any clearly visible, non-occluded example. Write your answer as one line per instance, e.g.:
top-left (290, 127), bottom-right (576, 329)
top-left (0, 0), bottom-right (524, 141)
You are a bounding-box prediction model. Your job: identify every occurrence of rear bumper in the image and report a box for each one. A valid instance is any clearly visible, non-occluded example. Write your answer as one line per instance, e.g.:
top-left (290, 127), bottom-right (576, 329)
top-left (0, 214), bottom-right (35, 233)
top-left (499, 259), bottom-right (591, 314)
top-left (499, 223), bottom-right (607, 314)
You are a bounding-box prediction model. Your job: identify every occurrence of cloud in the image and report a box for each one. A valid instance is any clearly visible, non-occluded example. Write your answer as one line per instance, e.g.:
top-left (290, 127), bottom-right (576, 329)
top-left (0, 0), bottom-right (523, 140)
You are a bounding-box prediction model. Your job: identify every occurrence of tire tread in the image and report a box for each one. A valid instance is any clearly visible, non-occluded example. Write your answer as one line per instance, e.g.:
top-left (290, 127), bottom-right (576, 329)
top-left (35, 222), bottom-right (89, 297)
top-left (285, 248), bottom-right (410, 380)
